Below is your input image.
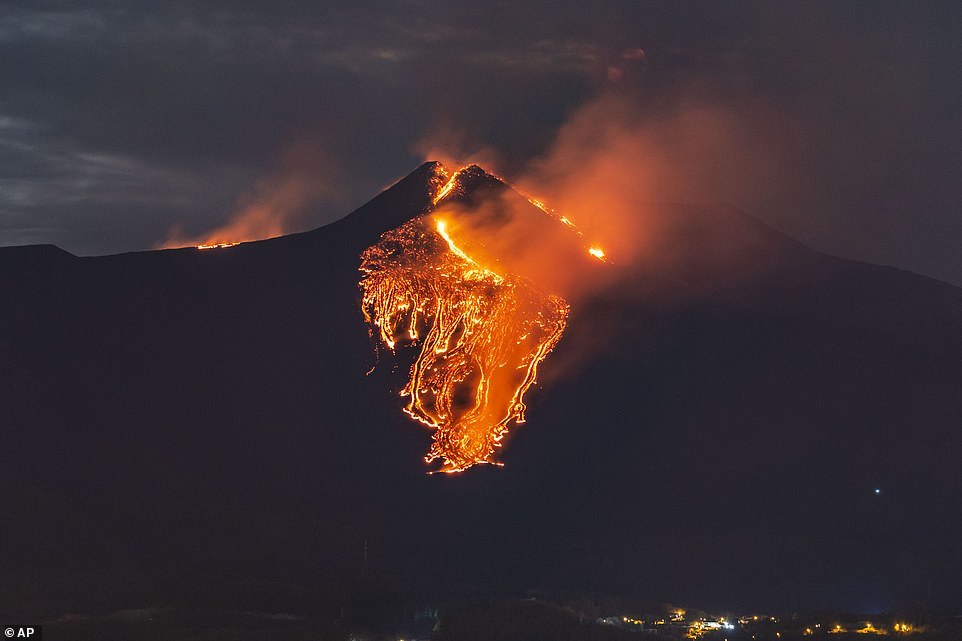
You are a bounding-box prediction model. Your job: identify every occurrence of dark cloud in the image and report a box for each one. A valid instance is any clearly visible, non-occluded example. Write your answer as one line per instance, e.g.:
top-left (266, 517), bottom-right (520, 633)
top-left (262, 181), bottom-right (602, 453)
top-left (0, 1), bottom-right (960, 285)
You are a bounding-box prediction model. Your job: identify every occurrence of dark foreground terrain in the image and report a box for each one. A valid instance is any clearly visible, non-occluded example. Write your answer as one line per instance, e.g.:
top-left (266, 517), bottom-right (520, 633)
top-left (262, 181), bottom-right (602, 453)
top-left (2, 163), bottom-right (961, 636)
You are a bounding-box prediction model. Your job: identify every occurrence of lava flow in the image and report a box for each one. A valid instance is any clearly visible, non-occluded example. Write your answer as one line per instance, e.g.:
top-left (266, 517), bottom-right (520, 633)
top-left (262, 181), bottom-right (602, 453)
top-left (196, 242), bottom-right (240, 250)
top-left (359, 164), bottom-right (595, 473)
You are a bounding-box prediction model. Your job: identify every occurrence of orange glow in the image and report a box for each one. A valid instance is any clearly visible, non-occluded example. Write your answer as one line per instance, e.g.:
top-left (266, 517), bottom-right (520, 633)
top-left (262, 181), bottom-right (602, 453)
top-left (588, 246), bottom-right (606, 260)
top-left (360, 164), bottom-right (576, 472)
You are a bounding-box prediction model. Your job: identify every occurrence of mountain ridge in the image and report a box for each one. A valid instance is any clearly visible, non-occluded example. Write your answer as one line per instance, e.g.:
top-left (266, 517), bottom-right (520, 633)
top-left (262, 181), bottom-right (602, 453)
top-left (1, 162), bottom-right (960, 620)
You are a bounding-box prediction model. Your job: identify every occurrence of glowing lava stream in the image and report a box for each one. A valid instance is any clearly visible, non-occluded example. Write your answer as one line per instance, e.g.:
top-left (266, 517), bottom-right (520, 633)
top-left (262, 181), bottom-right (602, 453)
top-left (359, 165), bottom-right (586, 473)
top-left (196, 242), bottom-right (240, 250)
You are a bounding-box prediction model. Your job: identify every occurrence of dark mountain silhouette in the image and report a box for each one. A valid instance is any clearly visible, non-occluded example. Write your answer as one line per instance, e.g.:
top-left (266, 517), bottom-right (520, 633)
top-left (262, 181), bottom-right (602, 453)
top-left (1, 162), bottom-right (960, 627)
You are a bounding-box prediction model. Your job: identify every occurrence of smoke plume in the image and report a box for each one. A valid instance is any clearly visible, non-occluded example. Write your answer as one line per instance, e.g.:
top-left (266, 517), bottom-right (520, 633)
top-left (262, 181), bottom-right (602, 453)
top-left (159, 142), bottom-right (340, 249)
top-left (419, 85), bottom-right (807, 282)
top-left (517, 91), bottom-right (805, 266)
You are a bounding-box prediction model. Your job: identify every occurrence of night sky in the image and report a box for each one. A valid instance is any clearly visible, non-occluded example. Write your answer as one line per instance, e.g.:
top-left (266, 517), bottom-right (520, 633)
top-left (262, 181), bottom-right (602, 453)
top-left (1, 1), bottom-right (961, 285)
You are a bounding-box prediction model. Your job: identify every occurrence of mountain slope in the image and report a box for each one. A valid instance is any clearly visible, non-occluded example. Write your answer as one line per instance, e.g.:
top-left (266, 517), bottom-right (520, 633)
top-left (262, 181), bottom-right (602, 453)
top-left (1, 162), bottom-right (960, 621)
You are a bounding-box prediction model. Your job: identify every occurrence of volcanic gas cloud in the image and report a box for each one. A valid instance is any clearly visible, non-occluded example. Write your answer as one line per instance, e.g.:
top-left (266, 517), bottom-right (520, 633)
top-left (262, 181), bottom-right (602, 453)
top-left (359, 164), bottom-right (604, 472)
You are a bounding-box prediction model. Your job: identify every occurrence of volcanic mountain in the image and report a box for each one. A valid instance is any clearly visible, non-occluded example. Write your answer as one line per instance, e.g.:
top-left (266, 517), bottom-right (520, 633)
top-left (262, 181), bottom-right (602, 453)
top-left (1, 162), bottom-right (961, 629)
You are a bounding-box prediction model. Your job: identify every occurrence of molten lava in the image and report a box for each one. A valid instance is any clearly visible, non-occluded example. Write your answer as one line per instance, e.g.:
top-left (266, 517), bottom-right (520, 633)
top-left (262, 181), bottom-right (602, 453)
top-left (196, 242), bottom-right (240, 250)
top-left (359, 164), bottom-right (587, 472)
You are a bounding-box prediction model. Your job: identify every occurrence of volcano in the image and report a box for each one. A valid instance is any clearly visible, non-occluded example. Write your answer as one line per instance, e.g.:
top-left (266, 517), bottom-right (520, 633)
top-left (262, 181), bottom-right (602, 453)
top-left (1, 162), bottom-right (961, 629)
